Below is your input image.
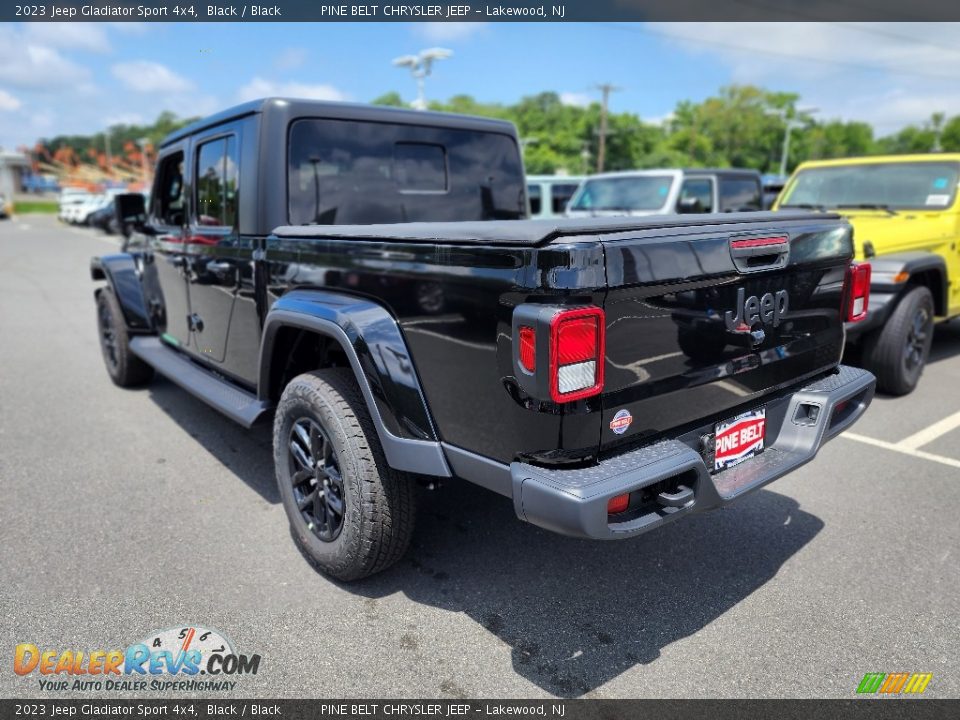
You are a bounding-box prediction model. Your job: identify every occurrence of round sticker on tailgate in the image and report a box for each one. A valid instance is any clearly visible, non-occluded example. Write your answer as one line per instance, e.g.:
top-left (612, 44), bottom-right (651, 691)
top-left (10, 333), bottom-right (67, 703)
top-left (610, 409), bottom-right (633, 435)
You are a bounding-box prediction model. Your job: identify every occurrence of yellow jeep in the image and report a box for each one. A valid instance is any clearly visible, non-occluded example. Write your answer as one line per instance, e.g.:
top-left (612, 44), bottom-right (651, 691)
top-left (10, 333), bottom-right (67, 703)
top-left (775, 154), bottom-right (960, 395)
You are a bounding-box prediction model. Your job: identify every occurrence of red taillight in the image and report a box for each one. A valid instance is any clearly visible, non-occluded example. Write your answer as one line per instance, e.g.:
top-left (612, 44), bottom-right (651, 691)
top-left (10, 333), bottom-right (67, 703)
top-left (607, 493), bottom-right (630, 514)
top-left (844, 262), bottom-right (871, 322)
top-left (549, 307), bottom-right (605, 403)
top-left (518, 326), bottom-right (536, 373)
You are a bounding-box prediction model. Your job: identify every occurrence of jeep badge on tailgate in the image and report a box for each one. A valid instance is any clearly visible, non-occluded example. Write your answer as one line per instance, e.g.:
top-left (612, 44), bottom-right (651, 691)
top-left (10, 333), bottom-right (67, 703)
top-left (724, 288), bottom-right (790, 332)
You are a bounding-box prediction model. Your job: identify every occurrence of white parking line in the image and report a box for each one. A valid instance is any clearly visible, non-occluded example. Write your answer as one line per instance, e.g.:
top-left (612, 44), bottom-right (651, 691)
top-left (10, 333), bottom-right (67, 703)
top-left (897, 409), bottom-right (960, 450)
top-left (842, 432), bottom-right (960, 470)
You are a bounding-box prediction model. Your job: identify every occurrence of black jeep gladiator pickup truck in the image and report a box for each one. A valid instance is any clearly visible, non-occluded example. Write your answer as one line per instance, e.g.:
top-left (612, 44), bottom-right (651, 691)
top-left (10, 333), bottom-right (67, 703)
top-left (93, 98), bottom-right (876, 580)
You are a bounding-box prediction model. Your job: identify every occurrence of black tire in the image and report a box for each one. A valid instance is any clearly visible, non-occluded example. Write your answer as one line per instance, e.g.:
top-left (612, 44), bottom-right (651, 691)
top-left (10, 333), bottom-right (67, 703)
top-left (862, 286), bottom-right (934, 396)
top-left (96, 288), bottom-right (154, 387)
top-left (273, 368), bottom-right (417, 581)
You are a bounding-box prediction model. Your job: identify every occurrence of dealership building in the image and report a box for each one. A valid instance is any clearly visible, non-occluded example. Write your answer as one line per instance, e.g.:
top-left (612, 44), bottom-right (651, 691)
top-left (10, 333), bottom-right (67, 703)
top-left (0, 150), bottom-right (30, 205)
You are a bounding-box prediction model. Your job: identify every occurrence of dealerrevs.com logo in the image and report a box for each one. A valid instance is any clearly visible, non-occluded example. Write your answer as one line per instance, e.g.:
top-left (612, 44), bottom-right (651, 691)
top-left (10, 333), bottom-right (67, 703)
top-left (14, 626), bottom-right (261, 692)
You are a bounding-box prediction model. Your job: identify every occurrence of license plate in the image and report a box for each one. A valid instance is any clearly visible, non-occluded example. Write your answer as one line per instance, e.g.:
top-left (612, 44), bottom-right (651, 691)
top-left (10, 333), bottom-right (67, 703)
top-left (714, 408), bottom-right (766, 471)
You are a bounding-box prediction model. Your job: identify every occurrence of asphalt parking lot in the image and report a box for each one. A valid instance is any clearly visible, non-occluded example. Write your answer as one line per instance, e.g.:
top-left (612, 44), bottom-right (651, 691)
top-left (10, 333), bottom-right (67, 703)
top-left (1, 214), bottom-right (958, 699)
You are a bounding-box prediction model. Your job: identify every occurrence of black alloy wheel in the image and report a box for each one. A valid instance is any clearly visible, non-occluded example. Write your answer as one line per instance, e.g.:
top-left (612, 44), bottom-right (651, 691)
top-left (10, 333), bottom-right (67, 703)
top-left (288, 417), bottom-right (346, 542)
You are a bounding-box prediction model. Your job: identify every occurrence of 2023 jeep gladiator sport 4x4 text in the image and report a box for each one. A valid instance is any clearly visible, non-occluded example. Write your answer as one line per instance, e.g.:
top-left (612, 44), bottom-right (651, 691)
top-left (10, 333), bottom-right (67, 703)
top-left (92, 99), bottom-right (876, 579)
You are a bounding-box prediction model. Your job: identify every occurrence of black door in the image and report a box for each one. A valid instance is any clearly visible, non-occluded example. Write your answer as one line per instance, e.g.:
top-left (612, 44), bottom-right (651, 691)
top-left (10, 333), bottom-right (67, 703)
top-left (184, 132), bottom-right (241, 364)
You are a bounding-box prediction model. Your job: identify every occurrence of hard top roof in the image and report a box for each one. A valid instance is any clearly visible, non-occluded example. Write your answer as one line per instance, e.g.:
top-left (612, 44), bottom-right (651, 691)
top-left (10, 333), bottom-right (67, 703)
top-left (160, 97), bottom-right (518, 148)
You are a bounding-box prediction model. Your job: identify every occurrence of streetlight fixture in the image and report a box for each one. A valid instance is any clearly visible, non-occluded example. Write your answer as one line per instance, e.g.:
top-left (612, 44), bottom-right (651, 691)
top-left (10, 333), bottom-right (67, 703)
top-left (392, 47), bottom-right (453, 110)
top-left (767, 106), bottom-right (818, 178)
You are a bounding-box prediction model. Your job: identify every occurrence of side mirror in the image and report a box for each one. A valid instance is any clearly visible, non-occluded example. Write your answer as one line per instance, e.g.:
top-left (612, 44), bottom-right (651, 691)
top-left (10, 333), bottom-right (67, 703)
top-left (676, 197), bottom-right (703, 214)
top-left (114, 193), bottom-right (147, 237)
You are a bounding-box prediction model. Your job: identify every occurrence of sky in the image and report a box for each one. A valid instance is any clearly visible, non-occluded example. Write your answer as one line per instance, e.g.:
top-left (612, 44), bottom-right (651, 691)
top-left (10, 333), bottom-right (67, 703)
top-left (1, 21), bottom-right (959, 151)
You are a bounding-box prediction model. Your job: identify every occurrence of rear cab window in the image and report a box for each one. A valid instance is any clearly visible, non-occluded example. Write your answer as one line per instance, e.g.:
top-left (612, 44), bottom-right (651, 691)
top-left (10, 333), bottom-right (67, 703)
top-left (287, 118), bottom-right (526, 225)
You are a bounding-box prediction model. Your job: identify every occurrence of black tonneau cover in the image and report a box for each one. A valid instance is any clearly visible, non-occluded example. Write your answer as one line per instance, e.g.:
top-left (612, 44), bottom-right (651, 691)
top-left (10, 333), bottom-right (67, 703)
top-left (272, 211), bottom-right (836, 246)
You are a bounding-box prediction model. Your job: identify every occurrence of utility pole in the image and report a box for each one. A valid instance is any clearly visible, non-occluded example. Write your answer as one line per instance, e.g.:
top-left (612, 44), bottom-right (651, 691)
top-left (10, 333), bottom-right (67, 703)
top-left (595, 83), bottom-right (621, 173)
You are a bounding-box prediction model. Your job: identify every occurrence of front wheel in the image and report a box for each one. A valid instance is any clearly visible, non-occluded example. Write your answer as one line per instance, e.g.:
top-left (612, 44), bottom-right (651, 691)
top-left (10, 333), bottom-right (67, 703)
top-left (862, 286), bottom-right (934, 396)
top-left (273, 368), bottom-right (418, 581)
top-left (96, 288), bottom-right (154, 387)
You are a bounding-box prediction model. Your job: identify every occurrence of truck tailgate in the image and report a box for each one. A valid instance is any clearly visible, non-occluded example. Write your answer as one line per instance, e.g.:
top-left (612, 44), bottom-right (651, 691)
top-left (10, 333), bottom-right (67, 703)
top-left (599, 215), bottom-right (852, 453)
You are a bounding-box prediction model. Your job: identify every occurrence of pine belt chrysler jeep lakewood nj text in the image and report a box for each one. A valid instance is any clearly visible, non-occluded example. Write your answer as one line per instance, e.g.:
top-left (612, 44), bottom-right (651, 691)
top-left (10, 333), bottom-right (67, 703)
top-left (92, 99), bottom-right (876, 580)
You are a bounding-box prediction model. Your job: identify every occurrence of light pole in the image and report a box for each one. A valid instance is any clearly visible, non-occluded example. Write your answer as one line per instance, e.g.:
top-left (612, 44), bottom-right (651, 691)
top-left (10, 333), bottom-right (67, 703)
top-left (594, 83), bottom-right (621, 173)
top-left (392, 48), bottom-right (453, 110)
top-left (767, 107), bottom-right (818, 177)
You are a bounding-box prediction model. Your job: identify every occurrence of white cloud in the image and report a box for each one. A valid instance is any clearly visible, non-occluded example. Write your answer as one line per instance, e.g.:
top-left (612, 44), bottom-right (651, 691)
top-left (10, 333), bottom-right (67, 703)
top-left (237, 77), bottom-right (348, 103)
top-left (0, 26), bottom-right (91, 89)
top-left (24, 23), bottom-right (110, 53)
top-left (105, 112), bottom-right (145, 127)
top-left (560, 92), bottom-right (593, 108)
top-left (644, 22), bottom-right (960, 134)
top-left (273, 47), bottom-right (309, 71)
top-left (415, 22), bottom-right (488, 42)
top-left (645, 112), bottom-right (676, 127)
top-left (0, 89), bottom-right (22, 112)
top-left (111, 61), bottom-right (193, 93)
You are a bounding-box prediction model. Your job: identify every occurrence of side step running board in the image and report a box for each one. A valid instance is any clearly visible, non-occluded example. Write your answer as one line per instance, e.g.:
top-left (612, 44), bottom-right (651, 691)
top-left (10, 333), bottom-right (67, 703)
top-left (129, 337), bottom-right (272, 428)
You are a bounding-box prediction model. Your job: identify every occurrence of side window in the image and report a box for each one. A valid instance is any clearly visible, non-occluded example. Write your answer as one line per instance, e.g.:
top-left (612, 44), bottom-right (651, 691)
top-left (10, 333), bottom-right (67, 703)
top-left (153, 151), bottom-right (185, 227)
top-left (720, 178), bottom-right (762, 212)
top-left (195, 136), bottom-right (239, 227)
top-left (528, 184), bottom-right (542, 215)
top-left (551, 183), bottom-right (579, 214)
top-left (678, 178), bottom-right (714, 213)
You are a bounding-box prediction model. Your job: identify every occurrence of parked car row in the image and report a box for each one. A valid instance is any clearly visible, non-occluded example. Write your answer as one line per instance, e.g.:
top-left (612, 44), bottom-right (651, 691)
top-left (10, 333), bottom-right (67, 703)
top-left (58, 187), bottom-right (145, 232)
top-left (529, 168), bottom-right (764, 220)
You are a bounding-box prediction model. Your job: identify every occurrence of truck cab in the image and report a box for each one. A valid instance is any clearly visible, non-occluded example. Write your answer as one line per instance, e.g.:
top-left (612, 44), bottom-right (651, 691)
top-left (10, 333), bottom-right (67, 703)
top-left (119, 98), bottom-right (527, 386)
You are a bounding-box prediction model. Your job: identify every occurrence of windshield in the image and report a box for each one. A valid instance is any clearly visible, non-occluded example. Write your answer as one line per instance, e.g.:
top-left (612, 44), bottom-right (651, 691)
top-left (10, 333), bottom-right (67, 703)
top-left (782, 162), bottom-right (960, 211)
top-left (569, 175), bottom-right (675, 211)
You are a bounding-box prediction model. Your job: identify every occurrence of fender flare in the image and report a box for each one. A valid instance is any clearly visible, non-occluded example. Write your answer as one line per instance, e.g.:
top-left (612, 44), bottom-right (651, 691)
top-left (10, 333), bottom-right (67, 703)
top-left (869, 252), bottom-right (948, 313)
top-left (259, 289), bottom-right (451, 478)
top-left (90, 254), bottom-right (153, 332)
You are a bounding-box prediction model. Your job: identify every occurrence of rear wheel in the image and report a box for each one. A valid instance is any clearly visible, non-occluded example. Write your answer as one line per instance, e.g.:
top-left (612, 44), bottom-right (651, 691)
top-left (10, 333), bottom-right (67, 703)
top-left (862, 286), bottom-right (934, 396)
top-left (273, 368), bottom-right (418, 581)
top-left (96, 289), bottom-right (154, 387)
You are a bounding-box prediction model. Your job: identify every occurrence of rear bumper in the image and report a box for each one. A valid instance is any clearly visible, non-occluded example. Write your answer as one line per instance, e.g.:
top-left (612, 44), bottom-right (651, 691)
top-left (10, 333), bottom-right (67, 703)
top-left (510, 365), bottom-right (875, 540)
